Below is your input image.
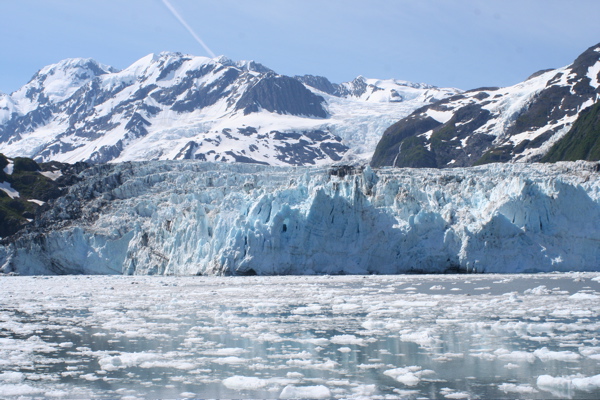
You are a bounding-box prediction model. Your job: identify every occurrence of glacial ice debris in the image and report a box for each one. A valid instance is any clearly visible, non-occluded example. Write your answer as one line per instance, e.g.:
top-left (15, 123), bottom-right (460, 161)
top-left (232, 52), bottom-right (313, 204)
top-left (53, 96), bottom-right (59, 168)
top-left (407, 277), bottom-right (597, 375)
top-left (0, 160), bottom-right (599, 275)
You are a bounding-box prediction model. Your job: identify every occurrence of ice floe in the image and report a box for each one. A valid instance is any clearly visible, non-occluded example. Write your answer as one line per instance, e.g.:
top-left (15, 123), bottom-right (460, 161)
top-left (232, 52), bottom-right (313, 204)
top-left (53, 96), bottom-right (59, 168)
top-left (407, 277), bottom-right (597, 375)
top-left (0, 273), bottom-right (598, 398)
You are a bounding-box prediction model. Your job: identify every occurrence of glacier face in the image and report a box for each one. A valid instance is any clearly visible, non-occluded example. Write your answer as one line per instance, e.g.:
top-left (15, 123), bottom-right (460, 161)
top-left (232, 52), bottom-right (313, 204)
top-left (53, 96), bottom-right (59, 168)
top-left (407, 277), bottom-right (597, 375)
top-left (1, 161), bottom-right (599, 275)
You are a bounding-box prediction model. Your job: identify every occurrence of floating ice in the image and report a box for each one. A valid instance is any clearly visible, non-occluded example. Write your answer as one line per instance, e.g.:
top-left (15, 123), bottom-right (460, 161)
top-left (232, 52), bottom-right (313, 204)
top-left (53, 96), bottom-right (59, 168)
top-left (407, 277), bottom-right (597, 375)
top-left (279, 384), bottom-right (331, 399)
top-left (204, 347), bottom-right (247, 356)
top-left (0, 273), bottom-right (599, 398)
top-left (494, 349), bottom-right (536, 363)
top-left (524, 285), bottom-right (551, 295)
top-left (537, 373), bottom-right (600, 392)
top-left (330, 335), bottom-right (365, 346)
top-left (222, 376), bottom-right (267, 390)
top-left (498, 383), bottom-right (539, 394)
top-left (383, 366), bottom-right (433, 386)
top-left (534, 347), bottom-right (581, 362)
top-left (440, 389), bottom-right (471, 399)
top-left (98, 352), bottom-right (159, 371)
top-left (570, 292), bottom-right (600, 300)
top-left (0, 372), bottom-right (24, 383)
top-left (212, 356), bottom-right (248, 365)
top-left (400, 330), bottom-right (438, 348)
top-left (0, 384), bottom-right (45, 396)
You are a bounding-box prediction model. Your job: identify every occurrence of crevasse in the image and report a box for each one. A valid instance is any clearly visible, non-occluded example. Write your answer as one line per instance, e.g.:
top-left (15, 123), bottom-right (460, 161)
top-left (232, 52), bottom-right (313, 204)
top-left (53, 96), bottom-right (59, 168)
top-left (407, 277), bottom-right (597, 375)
top-left (1, 161), bottom-right (599, 275)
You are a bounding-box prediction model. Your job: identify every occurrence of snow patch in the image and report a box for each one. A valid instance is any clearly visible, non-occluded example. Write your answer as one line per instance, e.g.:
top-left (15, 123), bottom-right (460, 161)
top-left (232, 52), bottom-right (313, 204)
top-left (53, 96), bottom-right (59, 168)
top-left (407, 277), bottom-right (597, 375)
top-left (426, 109), bottom-right (454, 123)
top-left (0, 181), bottom-right (19, 199)
top-left (587, 61), bottom-right (600, 89)
top-left (39, 170), bottom-right (63, 181)
top-left (3, 160), bottom-right (14, 175)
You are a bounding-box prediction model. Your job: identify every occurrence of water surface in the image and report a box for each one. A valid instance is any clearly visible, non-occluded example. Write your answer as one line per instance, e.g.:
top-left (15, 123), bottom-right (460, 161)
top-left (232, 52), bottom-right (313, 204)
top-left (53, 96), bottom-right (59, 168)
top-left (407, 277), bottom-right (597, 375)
top-left (1, 273), bottom-right (599, 399)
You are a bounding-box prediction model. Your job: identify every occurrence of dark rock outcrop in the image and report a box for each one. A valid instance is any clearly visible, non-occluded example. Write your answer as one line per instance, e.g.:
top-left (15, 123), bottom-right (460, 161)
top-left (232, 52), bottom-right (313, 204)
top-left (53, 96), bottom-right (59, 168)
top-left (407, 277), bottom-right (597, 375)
top-left (371, 43), bottom-right (600, 168)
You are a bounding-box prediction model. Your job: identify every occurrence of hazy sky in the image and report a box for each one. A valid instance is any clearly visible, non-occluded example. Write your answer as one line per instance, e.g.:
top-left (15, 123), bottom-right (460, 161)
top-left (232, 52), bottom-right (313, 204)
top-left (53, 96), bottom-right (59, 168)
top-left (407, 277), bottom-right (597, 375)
top-left (1, 0), bottom-right (600, 93)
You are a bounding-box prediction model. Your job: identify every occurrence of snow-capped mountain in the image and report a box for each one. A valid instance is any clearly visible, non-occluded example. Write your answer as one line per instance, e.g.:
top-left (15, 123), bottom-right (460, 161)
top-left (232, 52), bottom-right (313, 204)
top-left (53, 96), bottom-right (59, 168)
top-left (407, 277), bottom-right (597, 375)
top-left (0, 53), bottom-right (460, 166)
top-left (296, 74), bottom-right (445, 103)
top-left (371, 43), bottom-right (600, 168)
top-left (0, 93), bottom-right (16, 125)
top-left (2, 159), bottom-right (599, 275)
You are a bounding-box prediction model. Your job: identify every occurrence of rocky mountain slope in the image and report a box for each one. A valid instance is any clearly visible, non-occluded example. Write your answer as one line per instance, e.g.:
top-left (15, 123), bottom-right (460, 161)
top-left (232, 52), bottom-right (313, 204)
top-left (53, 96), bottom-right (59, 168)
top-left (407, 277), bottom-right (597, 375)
top-left (0, 154), bottom-right (86, 238)
top-left (0, 54), bottom-right (459, 166)
top-left (371, 43), bottom-right (600, 168)
top-left (541, 100), bottom-right (600, 162)
top-left (1, 160), bottom-right (599, 275)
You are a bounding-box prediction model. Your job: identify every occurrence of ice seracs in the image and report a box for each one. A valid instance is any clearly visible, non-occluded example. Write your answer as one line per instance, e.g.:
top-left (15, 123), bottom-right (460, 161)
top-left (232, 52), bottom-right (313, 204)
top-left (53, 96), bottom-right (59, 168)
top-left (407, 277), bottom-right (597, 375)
top-left (1, 160), bottom-right (598, 275)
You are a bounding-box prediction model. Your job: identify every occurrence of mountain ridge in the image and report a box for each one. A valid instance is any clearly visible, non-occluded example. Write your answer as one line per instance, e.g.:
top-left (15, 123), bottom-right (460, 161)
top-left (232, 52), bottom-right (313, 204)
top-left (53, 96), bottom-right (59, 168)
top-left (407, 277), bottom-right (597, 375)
top-left (0, 52), bottom-right (460, 166)
top-left (371, 43), bottom-right (600, 168)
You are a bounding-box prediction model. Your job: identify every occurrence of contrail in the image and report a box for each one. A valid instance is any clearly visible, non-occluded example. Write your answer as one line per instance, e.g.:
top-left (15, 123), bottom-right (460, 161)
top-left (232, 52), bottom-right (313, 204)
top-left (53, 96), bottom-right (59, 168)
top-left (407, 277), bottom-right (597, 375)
top-left (160, 0), bottom-right (217, 58)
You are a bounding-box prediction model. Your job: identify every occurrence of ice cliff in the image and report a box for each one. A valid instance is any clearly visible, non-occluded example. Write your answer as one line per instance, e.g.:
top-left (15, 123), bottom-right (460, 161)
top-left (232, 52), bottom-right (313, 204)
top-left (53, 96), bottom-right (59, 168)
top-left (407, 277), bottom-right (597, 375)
top-left (1, 161), bottom-right (599, 275)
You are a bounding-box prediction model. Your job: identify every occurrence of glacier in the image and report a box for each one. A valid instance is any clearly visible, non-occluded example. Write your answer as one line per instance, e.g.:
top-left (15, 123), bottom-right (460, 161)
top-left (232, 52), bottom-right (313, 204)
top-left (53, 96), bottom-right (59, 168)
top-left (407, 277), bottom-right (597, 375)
top-left (1, 160), bottom-right (599, 275)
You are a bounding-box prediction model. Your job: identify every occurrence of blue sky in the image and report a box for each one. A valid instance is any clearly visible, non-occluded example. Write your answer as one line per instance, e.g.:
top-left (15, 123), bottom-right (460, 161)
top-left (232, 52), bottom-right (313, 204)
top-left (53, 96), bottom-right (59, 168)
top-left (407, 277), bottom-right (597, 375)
top-left (1, 0), bottom-right (599, 93)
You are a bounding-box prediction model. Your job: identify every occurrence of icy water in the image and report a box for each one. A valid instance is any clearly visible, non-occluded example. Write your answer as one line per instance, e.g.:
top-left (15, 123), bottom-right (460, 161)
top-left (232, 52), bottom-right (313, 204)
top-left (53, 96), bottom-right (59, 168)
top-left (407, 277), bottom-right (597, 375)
top-left (1, 274), bottom-right (600, 399)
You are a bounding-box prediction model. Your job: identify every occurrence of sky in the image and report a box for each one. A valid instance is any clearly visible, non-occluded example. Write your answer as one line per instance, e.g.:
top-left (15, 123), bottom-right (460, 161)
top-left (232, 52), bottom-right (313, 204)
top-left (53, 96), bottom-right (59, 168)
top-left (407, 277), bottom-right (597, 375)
top-left (1, 0), bottom-right (600, 94)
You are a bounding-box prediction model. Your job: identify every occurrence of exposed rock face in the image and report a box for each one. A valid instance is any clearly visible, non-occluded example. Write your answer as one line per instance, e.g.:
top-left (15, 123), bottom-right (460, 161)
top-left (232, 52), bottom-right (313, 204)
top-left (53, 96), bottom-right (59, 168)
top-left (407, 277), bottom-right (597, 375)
top-left (1, 160), bottom-right (598, 275)
top-left (371, 43), bottom-right (600, 168)
top-left (235, 74), bottom-right (327, 117)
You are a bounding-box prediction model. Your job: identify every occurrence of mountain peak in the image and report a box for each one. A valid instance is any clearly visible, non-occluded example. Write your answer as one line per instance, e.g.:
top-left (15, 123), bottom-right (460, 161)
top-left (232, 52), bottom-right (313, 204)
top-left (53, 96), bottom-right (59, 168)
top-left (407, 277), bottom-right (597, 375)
top-left (570, 42), bottom-right (600, 73)
top-left (37, 57), bottom-right (117, 78)
top-left (11, 57), bottom-right (117, 105)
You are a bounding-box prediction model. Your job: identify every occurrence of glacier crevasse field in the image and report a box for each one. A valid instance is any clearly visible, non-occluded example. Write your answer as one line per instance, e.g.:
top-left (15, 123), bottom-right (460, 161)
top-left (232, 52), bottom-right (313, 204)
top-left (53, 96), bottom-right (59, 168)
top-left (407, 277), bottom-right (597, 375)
top-left (1, 161), bottom-right (599, 275)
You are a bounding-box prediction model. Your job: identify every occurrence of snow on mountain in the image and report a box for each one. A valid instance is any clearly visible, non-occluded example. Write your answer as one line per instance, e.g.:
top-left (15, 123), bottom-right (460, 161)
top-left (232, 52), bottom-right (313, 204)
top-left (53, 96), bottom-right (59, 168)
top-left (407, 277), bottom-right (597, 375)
top-left (0, 93), bottom-right (16, 125)
top-left (297, 74), bottom-right (455, 103)
top-left (371, 43), bottom-right (600, 168)
top-left (1, 160), bottom-right (598, 275)
top-left (341, 76), bottom-right (448, 103)
top-left (11, 58), bottom-right (117, 113)
top-left (0, 53), bottom-right (460, 166)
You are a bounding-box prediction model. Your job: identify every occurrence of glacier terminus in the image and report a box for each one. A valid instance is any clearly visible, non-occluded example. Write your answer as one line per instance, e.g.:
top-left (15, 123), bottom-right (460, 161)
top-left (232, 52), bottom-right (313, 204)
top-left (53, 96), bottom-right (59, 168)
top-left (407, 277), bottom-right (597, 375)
top-left (1, 160), bottom-right (598, 275)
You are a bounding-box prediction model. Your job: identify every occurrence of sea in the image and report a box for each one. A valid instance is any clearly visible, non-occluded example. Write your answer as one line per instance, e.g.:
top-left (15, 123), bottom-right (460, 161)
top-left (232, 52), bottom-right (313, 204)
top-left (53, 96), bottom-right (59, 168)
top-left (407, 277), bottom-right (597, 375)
top-left (1, 272), bottom-right (599, 399)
